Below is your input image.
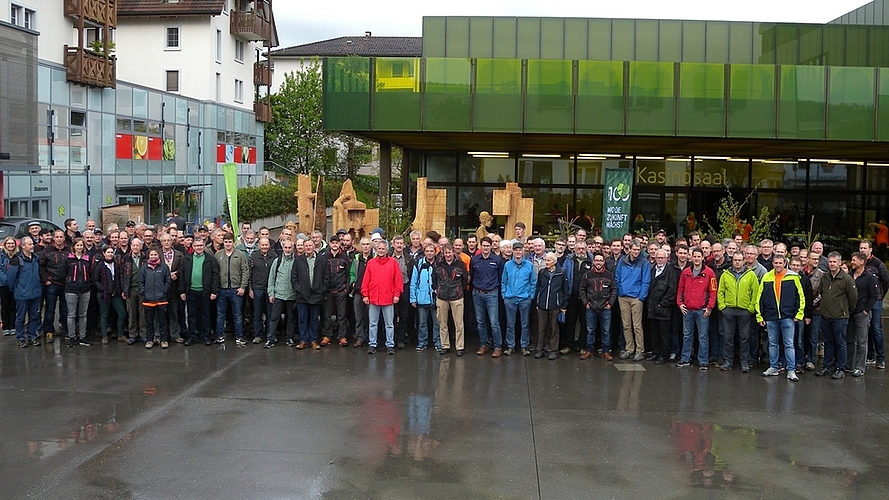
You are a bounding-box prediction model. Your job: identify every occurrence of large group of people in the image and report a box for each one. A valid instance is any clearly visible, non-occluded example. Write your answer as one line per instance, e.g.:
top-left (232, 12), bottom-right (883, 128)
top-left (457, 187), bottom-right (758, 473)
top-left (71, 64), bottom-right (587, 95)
top-left (1, 214), bottom-right (886, 381)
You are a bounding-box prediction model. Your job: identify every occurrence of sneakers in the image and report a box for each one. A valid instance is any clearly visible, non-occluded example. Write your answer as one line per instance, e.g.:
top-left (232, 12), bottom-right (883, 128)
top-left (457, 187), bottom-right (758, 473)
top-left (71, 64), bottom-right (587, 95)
top-left (145, 341), bottom-right (154, 349)
top-left (175, 337), bottom-right (185, 344)
top-left (504, 348), bottom-right (514, 356)
top-left (559, 347), bottom-right (571, 355)
top-left (101, 337), bottom-right (109, 345)
top-left (522, 348), bottom-right (531, 356)
top-left (214, 337), bottom-right (225, 344)
top-left (632, 352), bottom-right (645, 362)
top-left (548, 352), bottom-right (559, 360)
top-left (851, 369), bottom-right (865, 377)
top-left (668, 353), bottom-right (678, 362)
top-left (877, 361), bottom-right (886, 369)
top-left (264, 341), bottom-right (275, 349)
top-left (252, 337), bottom-right (263, 344)
top-left (367, 346), bottom-right (376, 354)
top-left (3, 329), bottom-right (14, 336)
top-left (619, 350), bottom-right (631, 360)
top-left (831, 369), bottom-right (845, 379)
top-left (235, 338), bottom-right (247, 347)
top-left (387, 347), bottom-right (396, 355)
top-left (805, 362), bottom-right (815, 371)
top-left (30, 338), bottom-right (41, 346)
top-left (741, 363), bottom-right (750, 373)
top-left (45, 332), bottom-right (54, 343)
top-left (815, 367), bottom-right (832, 376)
top-left (67, 339), bottom-right (77, 348)
top-left (787, 371), bottom-right (799, 381)
top-left (79, 339), bottom-right (92, 346)
top-left (285, 339), bottom-right (295, 347)
top-left (719, 361), bottom-right (732, 371)
top-left (160, 341), bottom-right (169, 349)
top-left (17, 340), bottom-right (27, 348)
top-left (866, 359), bottom-right (876, 365)
top-left (699, 366), bottom-right (708, 372)
top-left (415, 345), bottom-right (426, 351)
top-left (676, 360), bottom-right (690, 368)
top-left (762, 367), bottom-right (780, 376)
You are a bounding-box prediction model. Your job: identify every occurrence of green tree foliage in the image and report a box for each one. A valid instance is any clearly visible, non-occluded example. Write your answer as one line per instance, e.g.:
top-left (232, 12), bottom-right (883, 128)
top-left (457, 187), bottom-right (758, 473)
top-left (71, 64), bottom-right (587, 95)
top-left (265, 59), bottom-right (328, 176)
top-left (234, 184), bottom-right (297, 222)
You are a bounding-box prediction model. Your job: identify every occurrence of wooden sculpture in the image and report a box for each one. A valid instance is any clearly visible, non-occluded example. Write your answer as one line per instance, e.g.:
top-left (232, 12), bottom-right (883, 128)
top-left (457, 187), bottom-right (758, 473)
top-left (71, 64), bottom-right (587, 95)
top-left (332, 179), bottom-right (379, 239)
top-left (409, 177), bottom-right (447, 238)
top-left (295, 174), bottom-right (316, 234)
top-left (493, 182), bottom-right (534, 240)
top-left (314, 176), bottom-right (326, 236)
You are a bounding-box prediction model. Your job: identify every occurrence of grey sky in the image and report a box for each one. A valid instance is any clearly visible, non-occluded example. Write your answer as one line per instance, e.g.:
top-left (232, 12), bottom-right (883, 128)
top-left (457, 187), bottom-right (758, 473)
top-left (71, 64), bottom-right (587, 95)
top-left (273, 0), bottom-right (872, 49)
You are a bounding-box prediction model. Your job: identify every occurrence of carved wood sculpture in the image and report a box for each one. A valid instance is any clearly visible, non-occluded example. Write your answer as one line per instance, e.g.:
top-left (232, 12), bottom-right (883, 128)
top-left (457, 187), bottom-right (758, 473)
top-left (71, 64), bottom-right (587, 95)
top-left (409, 177), bottom-right (447, 238)
top-left (314, 176), bottom-right (326, 236)
top-left (493, 182), bottom-right (534, 240)
top-left (332, 179), bottom-right (379, 239)
top-left (295, 174), bottom-right (315, 234)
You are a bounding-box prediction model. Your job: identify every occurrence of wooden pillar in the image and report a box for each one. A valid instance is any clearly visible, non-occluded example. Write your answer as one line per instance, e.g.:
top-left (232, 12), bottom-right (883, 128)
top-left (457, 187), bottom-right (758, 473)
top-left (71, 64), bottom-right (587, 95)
top-left (379, 141), bottom-right (391, 204)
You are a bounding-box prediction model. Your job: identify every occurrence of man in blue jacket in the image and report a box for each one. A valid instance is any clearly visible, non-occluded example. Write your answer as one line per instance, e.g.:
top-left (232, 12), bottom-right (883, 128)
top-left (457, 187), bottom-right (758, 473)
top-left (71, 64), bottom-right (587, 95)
top-left (8, 238), bottom-right (43, 347)
top-left (410, 244), bottom-right (441, 351)
top-left (614, 239), bottom-right (651, 361)
top-left (501, 241), bottom-right (537, 356)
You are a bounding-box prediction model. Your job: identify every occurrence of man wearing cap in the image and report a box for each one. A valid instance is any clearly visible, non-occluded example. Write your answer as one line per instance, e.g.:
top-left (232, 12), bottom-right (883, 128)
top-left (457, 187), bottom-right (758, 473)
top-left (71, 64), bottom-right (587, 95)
top-left (501, 240), bottom-right (537, 356)
top-left (125, 220), bottom-right (137, 239)
top-left (655, 229), bottom-right (668, 246)
top-left (26, 221), bottom-right (41, 245)
top-left (321, 235), bottom-right (351, 346)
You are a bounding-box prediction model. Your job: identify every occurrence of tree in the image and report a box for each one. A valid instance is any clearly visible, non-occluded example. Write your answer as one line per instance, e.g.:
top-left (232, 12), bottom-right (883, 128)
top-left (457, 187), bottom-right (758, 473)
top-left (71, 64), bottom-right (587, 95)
top-left (265, 59), bottom-right (328, 176)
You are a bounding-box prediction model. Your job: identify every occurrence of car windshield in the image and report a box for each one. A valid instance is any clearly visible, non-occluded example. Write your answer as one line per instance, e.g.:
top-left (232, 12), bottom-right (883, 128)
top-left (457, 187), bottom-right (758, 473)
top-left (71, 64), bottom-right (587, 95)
top-left (0, 224), bottom-right (16, 240)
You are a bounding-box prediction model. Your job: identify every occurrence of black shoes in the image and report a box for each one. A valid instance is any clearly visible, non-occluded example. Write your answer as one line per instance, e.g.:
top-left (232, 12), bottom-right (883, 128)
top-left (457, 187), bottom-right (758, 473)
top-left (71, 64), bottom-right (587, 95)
top-left (831, 369), bottom-right (845, 380)
top-left (367, 346), bottom-right (376, 354)
top-left (387, 347), bottom-right (396, 355)
top-left (815, 366), bottom-right (832, 377)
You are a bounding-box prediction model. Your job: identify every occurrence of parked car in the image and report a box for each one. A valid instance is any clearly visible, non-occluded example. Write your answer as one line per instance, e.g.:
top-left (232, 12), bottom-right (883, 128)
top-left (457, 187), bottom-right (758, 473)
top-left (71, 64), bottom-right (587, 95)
top-left (0, 217), bottom-right (62, 242)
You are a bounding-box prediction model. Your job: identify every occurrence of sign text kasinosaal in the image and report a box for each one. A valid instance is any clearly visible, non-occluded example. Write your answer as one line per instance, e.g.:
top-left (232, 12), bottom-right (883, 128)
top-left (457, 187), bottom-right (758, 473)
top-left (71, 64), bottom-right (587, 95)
top-left (636, 165), bottom-right (727, 187)
top-left (601, 167), bottom-right (633, 241)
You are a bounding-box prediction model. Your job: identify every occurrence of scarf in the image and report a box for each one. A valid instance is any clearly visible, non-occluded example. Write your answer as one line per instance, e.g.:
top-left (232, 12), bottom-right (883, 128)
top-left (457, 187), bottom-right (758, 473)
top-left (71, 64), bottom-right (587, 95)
top-left (148, 257), bottom-right (160, 267)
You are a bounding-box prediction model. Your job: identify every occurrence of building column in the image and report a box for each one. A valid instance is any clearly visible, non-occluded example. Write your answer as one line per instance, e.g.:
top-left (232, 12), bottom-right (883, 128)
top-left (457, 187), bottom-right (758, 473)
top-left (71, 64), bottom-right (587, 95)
top-left (379, 141), bottom-right (391, 206)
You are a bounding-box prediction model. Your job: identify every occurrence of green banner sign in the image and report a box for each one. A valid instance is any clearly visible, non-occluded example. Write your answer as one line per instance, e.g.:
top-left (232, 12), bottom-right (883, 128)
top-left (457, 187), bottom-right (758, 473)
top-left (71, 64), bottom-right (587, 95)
top-left (223, 163), bottom-right (240, 241)
top-left (601, 167), bottom-right (633, 241)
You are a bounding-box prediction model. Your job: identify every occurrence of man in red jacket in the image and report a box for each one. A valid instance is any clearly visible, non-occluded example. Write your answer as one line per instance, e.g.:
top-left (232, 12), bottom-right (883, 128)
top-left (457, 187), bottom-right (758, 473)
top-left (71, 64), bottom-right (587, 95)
top-left (676, 247), bottom-right (718, 371)
top-left (362, 239), bottom-right (404, 355)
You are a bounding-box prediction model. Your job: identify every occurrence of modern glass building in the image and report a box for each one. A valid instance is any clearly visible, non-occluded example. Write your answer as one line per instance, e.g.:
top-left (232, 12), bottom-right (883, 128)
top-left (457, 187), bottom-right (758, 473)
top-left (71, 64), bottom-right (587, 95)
top-left (322, 7), bottom-right (889, 249)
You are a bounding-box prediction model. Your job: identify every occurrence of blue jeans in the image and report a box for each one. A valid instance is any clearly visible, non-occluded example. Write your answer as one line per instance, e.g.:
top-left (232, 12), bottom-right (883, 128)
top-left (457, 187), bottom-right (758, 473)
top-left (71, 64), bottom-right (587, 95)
top-left (585, 308), bottom-right (612, 351)
top-left (794, 320), bottom-right (806, 368)
top-left (252, 289), bottom-right (272, 340)
top-left (681, 309), bottom-right (709, 366)
top-left (822, 317), bottom-right (849, 370)
top-left (368, 303), bottom-right (395, 348)
top-left (504, 298), bottom-right (531, 348)
top-left (767, 317), bottom-right (796, 371)
top-left (868, 301), bottom-right (884, 362)
top-left (806, 314), bottom-right (822, 364)
top-left (473, 290), bottom-right (502, 348)
top-left (296, 302), bottom-right (321, 343)
top-left (15, 297), bottom-right (41, 341)
top-left (416, 304), bottom-right (440, 349)
top-left (43, 283), bottom-right (66, 334)
top-left (216, 289), bottom-right (244, 339)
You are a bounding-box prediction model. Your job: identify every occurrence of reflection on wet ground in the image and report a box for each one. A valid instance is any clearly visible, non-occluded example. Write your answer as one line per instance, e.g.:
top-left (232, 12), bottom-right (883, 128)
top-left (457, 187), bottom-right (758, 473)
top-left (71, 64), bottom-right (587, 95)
top-left (1, 338), bottom-right (887, 498)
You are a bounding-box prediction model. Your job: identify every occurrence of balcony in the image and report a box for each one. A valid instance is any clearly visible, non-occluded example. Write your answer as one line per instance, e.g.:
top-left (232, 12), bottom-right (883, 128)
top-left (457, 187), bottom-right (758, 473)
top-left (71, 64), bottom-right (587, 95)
top-left (64, 45), bottom-right (116, 88)
top-left (254, 61), bottom-right (272, 86)
top-left (254, 100), bottom-right (271, 122)
top-left (230, 9), bottom-right (272, 42)
top-left (64, 0), bottom-right (117, 28)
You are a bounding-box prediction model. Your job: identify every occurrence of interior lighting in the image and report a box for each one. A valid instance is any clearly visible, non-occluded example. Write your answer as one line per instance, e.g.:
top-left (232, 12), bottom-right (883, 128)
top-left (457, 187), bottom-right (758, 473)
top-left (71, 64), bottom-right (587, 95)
top-left (579, 153), bottom-right (622, 158)
top-left (696, 156), bottom-right (730, 160)
top-left (635, 156), bottom-right (665, 160)
top-left (521, 154), bottom-right (563, 158)
top-left (468, 151), bottom-right (509, 157)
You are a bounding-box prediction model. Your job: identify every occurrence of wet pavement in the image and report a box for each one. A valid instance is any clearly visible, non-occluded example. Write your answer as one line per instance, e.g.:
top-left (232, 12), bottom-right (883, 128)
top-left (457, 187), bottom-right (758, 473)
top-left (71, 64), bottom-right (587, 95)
top-left (1, 337), bottom-right (887, 499)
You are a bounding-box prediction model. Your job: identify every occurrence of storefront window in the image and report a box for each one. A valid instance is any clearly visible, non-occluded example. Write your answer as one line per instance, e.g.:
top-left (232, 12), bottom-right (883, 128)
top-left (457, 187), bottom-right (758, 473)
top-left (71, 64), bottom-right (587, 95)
top-left (459, 156), bottom-right (514, 183)
top-left (456, 185), bottom-right (495, 232)
top-left (575, 187), bottom-right (603, 235)
top-left (636, 159), bottom-right (690, 188)
top-left (752, 161), bottom-right (805, 189)
top-left (520, 187), bottom-right (574, 236)
top-left (518, 157), bottom-right (573, 184)
top-left (695, 160), bottom-right (748, 188)
top-left (808, 163), bottom-right (862, 190)
top-left (426, 153), bottom-right (456, 182)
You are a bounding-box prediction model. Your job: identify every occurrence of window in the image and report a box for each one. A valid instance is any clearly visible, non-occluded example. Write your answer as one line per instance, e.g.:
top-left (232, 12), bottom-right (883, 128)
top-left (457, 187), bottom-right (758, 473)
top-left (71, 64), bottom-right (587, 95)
top-left (166, 27), bottom-right (180, 49)
top-left (166, 70), bottom-right (180, 92)
top-left (216, 73), bottom-right (221, 101)
top-left (215, 29), bottom-right (222, 62)
top-left (10, 4), bottom-right (35, 29)
top-left (234, 79), bottom-right (244, 103)
top-left (235, 39), bottom-right (245, 63)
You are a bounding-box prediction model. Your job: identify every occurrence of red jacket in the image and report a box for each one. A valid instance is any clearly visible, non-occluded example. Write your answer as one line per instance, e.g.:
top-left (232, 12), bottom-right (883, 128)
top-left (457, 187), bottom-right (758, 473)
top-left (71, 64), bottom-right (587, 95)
top-left (677, 265), bottom-right (717, 311)
top-left (361, 255), bottom-right (404, 306)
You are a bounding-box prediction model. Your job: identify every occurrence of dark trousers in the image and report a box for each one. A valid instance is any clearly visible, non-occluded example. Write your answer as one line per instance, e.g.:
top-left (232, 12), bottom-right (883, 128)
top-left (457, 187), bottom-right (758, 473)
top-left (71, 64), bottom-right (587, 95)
top-left (652, 317), bottom-right (672, 358)
top-left (144, 304), bottom-right (169, 342)
top-left (323, 293), bottom-right (349, 340)
top-left (43, 283), bottom-right (66, 334)
top-left (538, 308), bottom-right (560, 353)
top-left (394, 288), bottom-right (410, 344)
top-left (98, 297), bottom-right (126, 338)
top-left (297, 302), bottom-right (321, 343)
top-left (722, 308), bottom-right (752, 365)
top-left (268, 299), bottom-right (297, 343)
top-left (252, 289), bottom-right (273, 340)
top-left (560, 295), bottom-right (584, 350)
top-left (353, 293), bottom-right (368, 344)
top-left (186, 290), bottom-right (212, 341)
top-left (822, 317), bottom-right (849, 370)
top-left (0, 285), bottom-right (16, 329)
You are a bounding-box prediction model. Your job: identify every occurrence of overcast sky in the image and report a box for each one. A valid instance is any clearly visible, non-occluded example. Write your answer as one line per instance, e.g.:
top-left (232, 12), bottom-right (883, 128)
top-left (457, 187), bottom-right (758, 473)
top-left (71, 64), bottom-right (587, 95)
top-left (274, 0), bottom-right (873, 48)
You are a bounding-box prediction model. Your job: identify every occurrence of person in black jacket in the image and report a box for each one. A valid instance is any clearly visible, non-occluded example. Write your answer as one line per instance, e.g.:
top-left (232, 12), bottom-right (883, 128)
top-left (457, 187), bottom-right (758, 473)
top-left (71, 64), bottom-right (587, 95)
top-left (291, 239), bottom-right (328, 349)
top-left (848, 252), bottom-right (880, 377)
top-left (579, 252), bottom-right (617, 361)
top-left (40, 229), bottom-right (70, 342)
top-left (92, 246), bottom-right (126, 344)
top-left (63, 238), bottom-right (93, 347)
top-left (534, 253), bottom-right (569, 360)
top-left (139, 248), bottom-right (172, 349)
top-left (179, 239), bottom-right (220, 346)
top-left (321, 235), bottom-right (352, 346)
top-left (646, 249), bottom-right (679, 364)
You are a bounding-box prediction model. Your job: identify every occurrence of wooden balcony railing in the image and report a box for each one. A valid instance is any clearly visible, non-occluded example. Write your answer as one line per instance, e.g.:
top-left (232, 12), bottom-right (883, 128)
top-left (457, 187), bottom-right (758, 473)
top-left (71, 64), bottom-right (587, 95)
top-left (64, 0), bottom-right (117, 27)
top-left (254, 61), bottom-right (272, 86)
top-left (64, 45), bottom-right (116, 88)
top-left (230, 10), bottom-right (272, 42)
top-left (254, 100), bottom-right (271, 123)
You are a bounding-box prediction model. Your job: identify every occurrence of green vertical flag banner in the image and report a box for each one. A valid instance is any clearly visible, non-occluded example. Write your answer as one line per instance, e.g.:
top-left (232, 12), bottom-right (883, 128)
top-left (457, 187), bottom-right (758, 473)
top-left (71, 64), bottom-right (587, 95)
top-left (601, 167), bottom-right (633, 242)
top-left (223, 163), bottom-right (240, 241)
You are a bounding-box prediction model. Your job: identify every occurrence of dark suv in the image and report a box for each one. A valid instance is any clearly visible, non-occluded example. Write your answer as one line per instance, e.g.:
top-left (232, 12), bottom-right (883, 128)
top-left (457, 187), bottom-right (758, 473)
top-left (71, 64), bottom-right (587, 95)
top-left (0, 218), bottom-right (62, 242)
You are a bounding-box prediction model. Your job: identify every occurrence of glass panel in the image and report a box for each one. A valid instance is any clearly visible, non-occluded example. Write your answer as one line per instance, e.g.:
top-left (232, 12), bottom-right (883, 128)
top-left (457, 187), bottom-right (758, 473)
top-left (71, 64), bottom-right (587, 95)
top-left (828, 66), bottom-right (875, 141)
top-left (678, 62), bottom-right (725, 137)
top-left (133, 88), bottom-right (148, 118)
top-left (659, 21), bottom-right (682, 62)
top-left (757, 23), bottom-right (776, 64)
top-left (576, 159), bottom-right (607, 185)
top-left (706, 22), bottom-right (729, 63)
top-left (456, 186), bottom-right (495, 232)
top-left (845, 25), bottom-right (869, 67)
top-left (422, 17), bottom-right (446, 57)
top-left (38, 65), bottom-right (50, 103)
top-left (475, 59), bottom-right (522, 132)
top-left (373, 58), bottom-right (420, 130)
top-left (728, 23), bottom-right (753, 64)
top-left (612, 20), bottom-right (635, 61)
top-left (540, 18), bottom-right (564, 59)
top-left (445, 17), bottom-right (469, 57)
top-left (823, 25), bottom-right (846, 66)
top-left (102, 88), bottom-right (115, 113)
top-left (459, 156), bottom-right (515, 183)
top-left (564, 18), bottom-right (588, 60)
top-left (576, 187), bottom-right (604, 236)
top-left (516, 17), bottom-right (541, 59)
top-left (426, 153), bottom-right (456, 182)
top-left (682, 21), bottom-right (706, 62)
top-left (778, 65), bottom-right (825, 139)
top-left (775, 25), bottom-right (799, 65)
top-left (728, 64), bottom-right (776, 138)
top-left (799, 25), bottom-right (823, 65)
top-left (867, 166), bottom-right (889, 191)
top-left (492, 17), bottom-right (518, 59)
top-left (116, 85), bottom-right (132, 115)
top-left (525, 60), bottom-right (573, 133)
top-left (756, 191), bottom-right (807, 237)
top-left (518, 157), bottom-right (573, 184)
top-left (812, 194), bottom-right (862, 241)
top-left (695, 159), bottom-right (749, 188)
top-left (752, 161), bottom-right (805, 189)
top-left (627, 61), bottom-right (674, 136)
top-left (576, 61), bottom-right (624, 134)
top-left (636, 159), bottom-right (690, 188)
top-left (323, 58), bottom-right (370, 130)
top-left (468, 17), bottom-right (493, 58)
top-left (519, 187), bottom-right (574, 236)
top-left (879, 70), bottom-right (889, 142)
top-left (636, 20), bottom-right (658, 61)
top-left (423, 58), bottom-right (471, 132)
top-left (809, 163), bottom-right (862, 190)
top-left (869, 27), bottom-right (889, 68)
top-left (51, 68), bottom-right (68, 105)
top-left (588, 19), bottom-right (612, 60)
